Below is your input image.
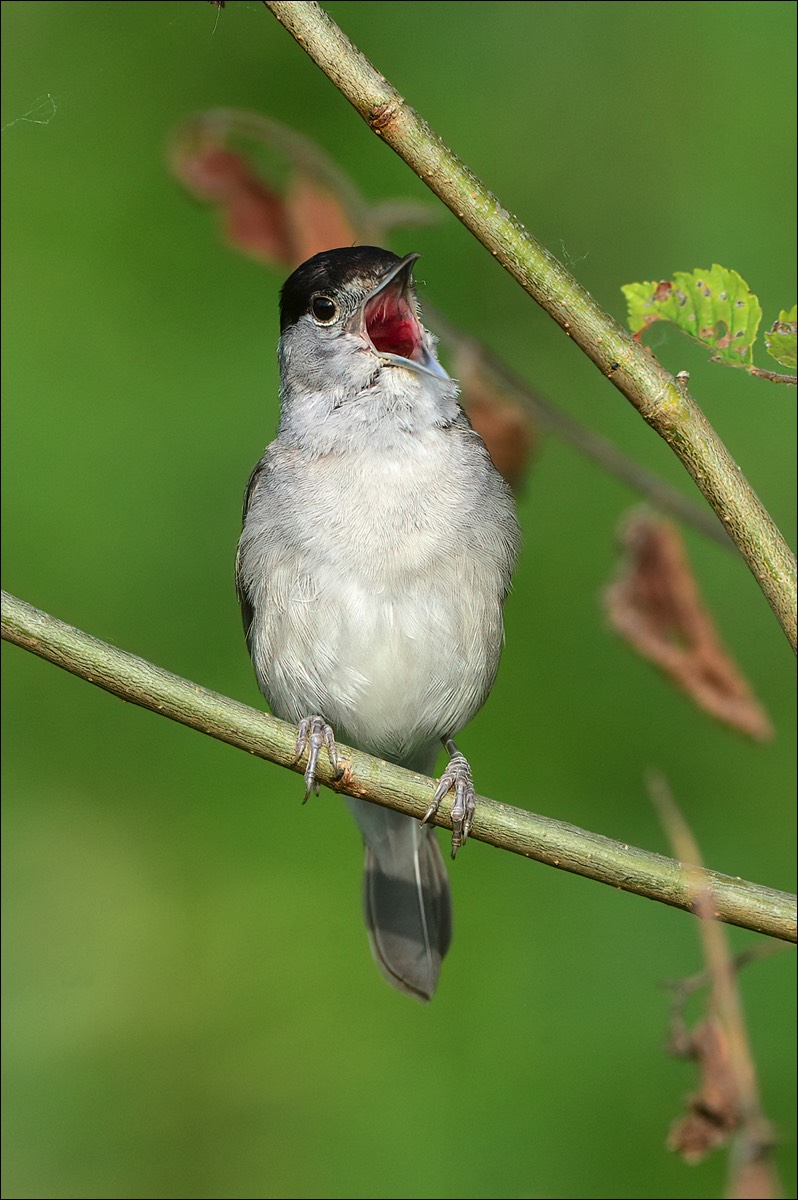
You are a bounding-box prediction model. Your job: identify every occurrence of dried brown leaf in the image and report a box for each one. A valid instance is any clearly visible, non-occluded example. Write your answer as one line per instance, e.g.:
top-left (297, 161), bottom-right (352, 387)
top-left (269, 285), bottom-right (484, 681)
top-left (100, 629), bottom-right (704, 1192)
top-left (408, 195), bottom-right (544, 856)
top-left (284, 172), bottom-right (358, 264)
top-left (605, 515), bottom-right (773, 740)
top-left (667, 1017), bottom-right (740, 1162)
top-left (667, 1016), bottom-right (779, 1192)
top-left (172, 143), bottom-right (293, 267)
top-left (657, 784), bottom-right (782, 1196)
top-left (453, 347), bottom-right (536, 490)
top-left (171, 145), bottom-right (370, 269)
top-left (168, 112), bottom-right (424, 273)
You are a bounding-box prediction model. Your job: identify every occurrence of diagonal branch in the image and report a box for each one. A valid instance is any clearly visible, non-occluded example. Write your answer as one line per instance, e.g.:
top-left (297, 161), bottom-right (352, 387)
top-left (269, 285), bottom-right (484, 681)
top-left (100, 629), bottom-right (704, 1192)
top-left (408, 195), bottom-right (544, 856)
top-left (3, 590), bottom-right (795, 944)
top-left (168, 105), bottom-right (731, 550)
top-left (263, 1), bottom-right (796, 651)
top-left (427, 307), bottom-right (734, 550)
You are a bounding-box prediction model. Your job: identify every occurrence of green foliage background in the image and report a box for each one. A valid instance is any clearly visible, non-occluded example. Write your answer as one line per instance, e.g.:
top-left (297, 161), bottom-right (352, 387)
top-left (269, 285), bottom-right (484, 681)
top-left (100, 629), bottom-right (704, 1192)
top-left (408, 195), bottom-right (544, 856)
top-left (2, 3), bottom-right (795, 1197)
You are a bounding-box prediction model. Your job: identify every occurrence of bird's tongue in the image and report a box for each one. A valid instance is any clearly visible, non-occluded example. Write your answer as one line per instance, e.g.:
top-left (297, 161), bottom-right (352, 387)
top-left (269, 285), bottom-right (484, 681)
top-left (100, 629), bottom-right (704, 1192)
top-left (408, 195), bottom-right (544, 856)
top-left (364, 289), bottom-right (422, 361)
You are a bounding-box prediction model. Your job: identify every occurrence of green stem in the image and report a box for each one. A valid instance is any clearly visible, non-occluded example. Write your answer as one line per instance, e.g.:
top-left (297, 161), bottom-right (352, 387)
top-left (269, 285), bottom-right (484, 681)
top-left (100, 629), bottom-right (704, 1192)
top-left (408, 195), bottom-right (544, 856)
top-left (3, 590), bottom-right (795, 944)
top-left (263, 1), bottom-right (797, 651)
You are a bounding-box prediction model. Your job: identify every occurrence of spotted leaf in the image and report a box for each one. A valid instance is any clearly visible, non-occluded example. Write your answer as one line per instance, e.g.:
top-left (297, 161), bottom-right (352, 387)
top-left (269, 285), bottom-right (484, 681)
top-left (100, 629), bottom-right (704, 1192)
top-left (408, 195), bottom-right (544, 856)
top-left (764, 304), bottom-right (797, 369)
top-left (622, 265), bottom-right (762, 368)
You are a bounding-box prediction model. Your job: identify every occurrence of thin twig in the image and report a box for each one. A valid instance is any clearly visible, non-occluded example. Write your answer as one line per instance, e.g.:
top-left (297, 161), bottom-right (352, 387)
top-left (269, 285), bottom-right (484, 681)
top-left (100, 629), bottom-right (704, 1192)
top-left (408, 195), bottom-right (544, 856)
top-left (650, 773), bottom-right (783, 1198)
top-left (3, 590), bottom-right (796, 943)
top-left (746, 366), bottom-right (797, 386)
top-left (263, 1), bottom-right (796, 650)
top-left (662, 941), bottom-right (787, 1012)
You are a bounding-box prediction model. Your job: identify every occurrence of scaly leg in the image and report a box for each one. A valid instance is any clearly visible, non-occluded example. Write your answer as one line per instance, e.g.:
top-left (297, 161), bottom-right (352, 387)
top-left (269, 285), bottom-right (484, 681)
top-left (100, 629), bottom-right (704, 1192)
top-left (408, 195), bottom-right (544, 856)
top-left (422, 738), bottom-right (476, 859)
top-left (294, 715), bottom-right (339, 800)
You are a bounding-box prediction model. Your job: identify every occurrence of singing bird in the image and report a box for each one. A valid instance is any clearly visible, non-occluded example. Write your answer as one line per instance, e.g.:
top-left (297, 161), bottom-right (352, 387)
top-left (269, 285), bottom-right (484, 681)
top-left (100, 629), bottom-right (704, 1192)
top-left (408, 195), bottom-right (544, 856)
top-left (236, 247), bottom-right (519, 1000)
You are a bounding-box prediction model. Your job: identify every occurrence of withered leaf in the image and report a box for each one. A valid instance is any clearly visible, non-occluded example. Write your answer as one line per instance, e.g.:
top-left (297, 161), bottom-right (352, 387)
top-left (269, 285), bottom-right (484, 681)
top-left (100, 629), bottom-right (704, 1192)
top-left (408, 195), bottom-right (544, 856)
top-left (284, 172), bottom-right (358, 264)
top-left (172, 143), bottom-right (293, 267)
top-left (605, 514), bottom-right (773, 741)
top-left (453, 346), bottom-right (536, 490)
top-left (667, 1017), bottom-right (740, 1163)
top-left (171, 141), bottom-right (358, 269)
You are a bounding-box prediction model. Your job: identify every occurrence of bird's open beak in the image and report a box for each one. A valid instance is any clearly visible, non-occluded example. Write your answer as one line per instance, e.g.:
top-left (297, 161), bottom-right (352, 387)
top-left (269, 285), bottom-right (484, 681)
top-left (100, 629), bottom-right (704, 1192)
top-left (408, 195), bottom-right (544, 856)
top-left (347, 253), bottom-right (450, 381)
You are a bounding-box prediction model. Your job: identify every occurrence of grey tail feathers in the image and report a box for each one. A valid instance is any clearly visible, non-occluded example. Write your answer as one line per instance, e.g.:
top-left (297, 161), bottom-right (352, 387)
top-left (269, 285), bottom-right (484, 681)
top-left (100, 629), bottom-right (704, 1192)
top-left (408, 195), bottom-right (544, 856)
top-left (344, 796), bottom-right (452, 1002)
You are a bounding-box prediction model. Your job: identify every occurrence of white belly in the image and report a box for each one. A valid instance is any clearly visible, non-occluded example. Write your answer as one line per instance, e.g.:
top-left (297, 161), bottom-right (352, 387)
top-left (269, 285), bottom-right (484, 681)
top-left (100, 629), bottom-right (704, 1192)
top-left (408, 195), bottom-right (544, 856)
top-left (241, 426), bottom-right (514, 765)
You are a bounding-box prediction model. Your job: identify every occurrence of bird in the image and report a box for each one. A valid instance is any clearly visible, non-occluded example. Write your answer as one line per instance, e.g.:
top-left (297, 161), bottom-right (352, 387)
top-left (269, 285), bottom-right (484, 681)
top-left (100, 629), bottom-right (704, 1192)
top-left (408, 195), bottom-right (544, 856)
top-left (236, 246), bottom-right (520, 1001)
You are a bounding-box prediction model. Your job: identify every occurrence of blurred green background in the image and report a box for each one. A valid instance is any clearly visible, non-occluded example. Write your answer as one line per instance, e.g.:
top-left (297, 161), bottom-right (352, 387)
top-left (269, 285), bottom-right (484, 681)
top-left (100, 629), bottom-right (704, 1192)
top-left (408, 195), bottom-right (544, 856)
top-left (2, 3), bottom-right (795, 1198)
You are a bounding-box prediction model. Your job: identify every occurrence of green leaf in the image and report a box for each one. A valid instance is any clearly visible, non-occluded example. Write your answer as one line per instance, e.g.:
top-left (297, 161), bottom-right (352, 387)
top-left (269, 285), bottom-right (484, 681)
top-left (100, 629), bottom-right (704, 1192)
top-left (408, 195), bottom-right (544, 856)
top-left (764, 305), bottom-right (797, 369)
top-left (622, 265), bottom-right (763, 368)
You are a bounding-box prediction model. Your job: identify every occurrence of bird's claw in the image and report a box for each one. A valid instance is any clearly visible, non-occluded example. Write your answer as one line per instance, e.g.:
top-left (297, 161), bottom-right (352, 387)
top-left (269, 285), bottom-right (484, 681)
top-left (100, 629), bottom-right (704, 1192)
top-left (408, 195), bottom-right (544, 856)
top-left (422, 739), bottom-right (476, 859)
top-left (294, 715), bottom-right (339, 800)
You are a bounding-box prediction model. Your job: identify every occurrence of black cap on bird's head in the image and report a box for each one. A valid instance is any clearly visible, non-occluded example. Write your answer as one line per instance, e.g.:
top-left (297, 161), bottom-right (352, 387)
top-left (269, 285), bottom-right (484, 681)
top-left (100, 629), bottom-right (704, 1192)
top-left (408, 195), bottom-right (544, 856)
top-left (279, 246), bottom-right (448, 380)
top-left (279, 246), bottom-right (404, 332)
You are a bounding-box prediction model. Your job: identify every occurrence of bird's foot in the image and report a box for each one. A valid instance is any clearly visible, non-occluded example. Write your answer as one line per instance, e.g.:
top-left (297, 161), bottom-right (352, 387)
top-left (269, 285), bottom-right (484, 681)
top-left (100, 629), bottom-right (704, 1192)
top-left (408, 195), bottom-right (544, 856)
top-left (294, 715), bottom-right (339, 800)
top-left (422, 738), bottom-right (476, 859)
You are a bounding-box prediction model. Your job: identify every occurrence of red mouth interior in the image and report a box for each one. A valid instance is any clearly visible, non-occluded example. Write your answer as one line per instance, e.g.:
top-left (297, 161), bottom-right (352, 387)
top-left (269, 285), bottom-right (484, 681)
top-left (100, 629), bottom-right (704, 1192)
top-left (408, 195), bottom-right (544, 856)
top-left (364, 291), bottom-right (422, 361)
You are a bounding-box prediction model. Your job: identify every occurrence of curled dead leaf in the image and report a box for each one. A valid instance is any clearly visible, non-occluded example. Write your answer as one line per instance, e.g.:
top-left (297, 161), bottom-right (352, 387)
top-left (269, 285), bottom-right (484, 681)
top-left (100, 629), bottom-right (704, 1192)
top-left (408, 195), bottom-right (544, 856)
top-left (284, 172), bottom-right (357, 263)
top-left (171, 143), bottom-right (359, 268)
top-left (605, 514), bottom-right (773, 741)
top-left (668, 1016), bottom-right (740, 1162)
top-left (667, 1015), bottom-right (778, 1194)
top-left (171, 141), bottom-right (293, 266)
top-left (453, 345), bottom-right (536, 490)
top-left (168, 110), bottom-right (425, 270)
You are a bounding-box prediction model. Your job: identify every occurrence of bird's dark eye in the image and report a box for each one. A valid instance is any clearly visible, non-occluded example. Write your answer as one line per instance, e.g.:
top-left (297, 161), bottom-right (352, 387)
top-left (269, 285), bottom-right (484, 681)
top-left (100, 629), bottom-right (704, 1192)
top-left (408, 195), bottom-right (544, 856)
top-left (310, 295), bottom-right (338, 325)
